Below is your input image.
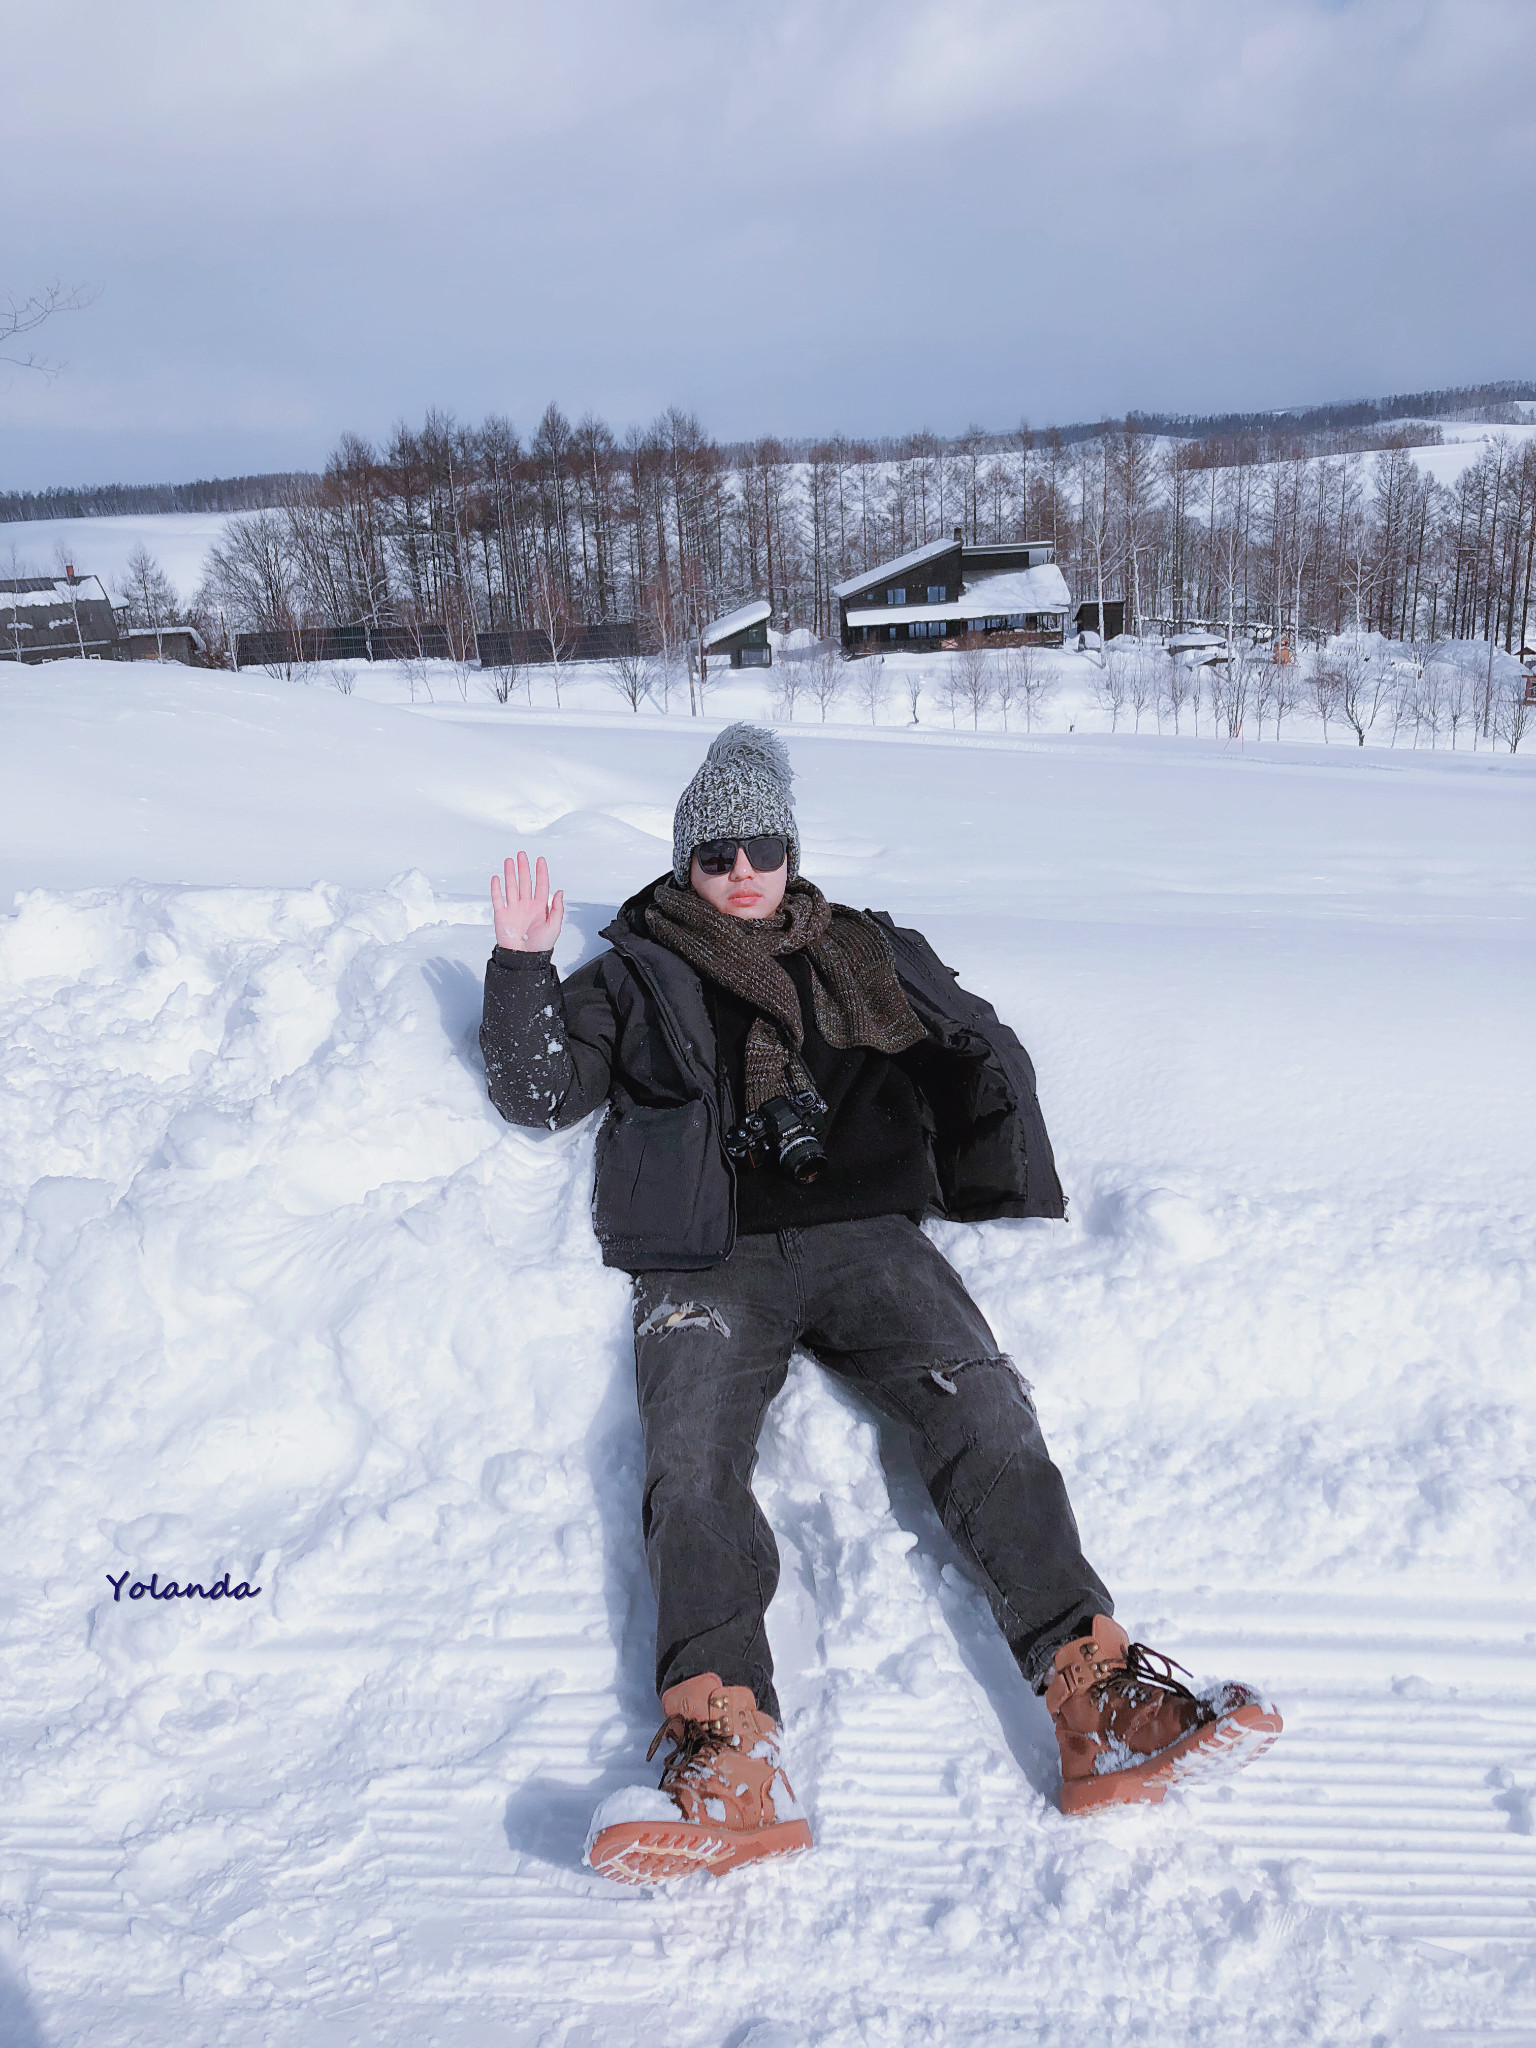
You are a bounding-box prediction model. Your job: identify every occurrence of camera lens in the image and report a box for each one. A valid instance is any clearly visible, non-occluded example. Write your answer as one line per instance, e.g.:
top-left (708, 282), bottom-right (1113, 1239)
top-left (775, 1123), bottom-right (825, 1182)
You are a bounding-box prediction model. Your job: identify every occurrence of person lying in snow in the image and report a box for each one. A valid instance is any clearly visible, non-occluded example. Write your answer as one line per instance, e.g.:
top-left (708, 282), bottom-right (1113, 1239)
top-left (479, 723), bottom-right (1280, 1884)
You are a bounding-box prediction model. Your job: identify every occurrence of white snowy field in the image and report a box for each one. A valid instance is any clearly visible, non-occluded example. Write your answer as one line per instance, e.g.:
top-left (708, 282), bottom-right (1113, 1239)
top-left (1, 661), bottom-right (1533, 2048)
top-left (0, 512), bottom-right (238, 607)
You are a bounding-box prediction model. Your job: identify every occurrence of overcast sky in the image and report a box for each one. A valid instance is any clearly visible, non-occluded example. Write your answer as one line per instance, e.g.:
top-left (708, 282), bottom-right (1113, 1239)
top-left (2, 0), bottom-right (1532, 489)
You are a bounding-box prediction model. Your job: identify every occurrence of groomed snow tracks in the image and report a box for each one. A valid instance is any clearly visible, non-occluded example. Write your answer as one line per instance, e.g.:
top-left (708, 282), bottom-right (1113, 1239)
top-left (1161, 1592), bottom-right (1536, 1958)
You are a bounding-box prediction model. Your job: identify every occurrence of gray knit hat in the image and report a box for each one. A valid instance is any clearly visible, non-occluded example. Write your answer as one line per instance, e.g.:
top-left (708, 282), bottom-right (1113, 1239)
top-left (671, 723), bottom-right (799, 884)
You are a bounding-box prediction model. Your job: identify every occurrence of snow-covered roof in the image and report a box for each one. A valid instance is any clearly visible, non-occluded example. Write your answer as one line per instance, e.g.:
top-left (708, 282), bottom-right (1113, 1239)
top-left (0, 574), bottom-right (112, 612)
top-left (844, 563), bottom-right (1070, 627)
top-left (701, 597), bottom-right (771, 647)
top-left (833, 538), bottom-right (957, 602)
top-left (123, 623), bottom-right (206, 653)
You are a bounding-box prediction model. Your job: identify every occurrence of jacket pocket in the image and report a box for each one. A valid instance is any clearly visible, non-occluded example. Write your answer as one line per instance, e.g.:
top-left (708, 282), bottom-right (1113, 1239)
top-left (593, 1099), bottom-right (732, 1264)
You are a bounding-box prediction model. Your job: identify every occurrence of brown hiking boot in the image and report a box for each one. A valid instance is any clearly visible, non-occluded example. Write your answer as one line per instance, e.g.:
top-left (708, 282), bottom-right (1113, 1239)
top-left (1047, 1615), bottom-right (1282, 1815)
top-left (584, 1674), bottom-right (813, 1884)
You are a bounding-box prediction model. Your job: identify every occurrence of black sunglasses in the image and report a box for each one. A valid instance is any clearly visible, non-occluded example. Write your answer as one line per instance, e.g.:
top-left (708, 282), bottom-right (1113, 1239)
top-left (692, 835), bottom-right (788, 877)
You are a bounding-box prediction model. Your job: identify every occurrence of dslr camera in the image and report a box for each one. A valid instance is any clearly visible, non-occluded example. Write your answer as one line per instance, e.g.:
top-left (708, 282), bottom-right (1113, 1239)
top-left (723, 1086), bottom-right (829, 1184)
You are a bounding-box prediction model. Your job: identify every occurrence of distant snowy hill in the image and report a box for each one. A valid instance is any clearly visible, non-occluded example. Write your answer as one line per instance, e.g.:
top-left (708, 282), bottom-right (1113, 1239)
top-left (0, 510), bottom-right (252, 607)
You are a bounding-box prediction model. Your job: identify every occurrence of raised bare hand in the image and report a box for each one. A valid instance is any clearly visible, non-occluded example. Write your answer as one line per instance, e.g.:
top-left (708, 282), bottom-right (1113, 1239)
top-left (491, 852), bottom-right (565, 953)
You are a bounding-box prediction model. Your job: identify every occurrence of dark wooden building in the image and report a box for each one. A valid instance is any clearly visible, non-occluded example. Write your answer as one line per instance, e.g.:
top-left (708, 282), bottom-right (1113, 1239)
top-left (1075, 601), bottom-right (1126, 641)
top-left (701, 598), bottom-right (771, 670)
top-left (836, 530), bottom-right (1070, 652)
top-left (0, 571), bottom-right (120, 662)
top-left (122, 625), bottom-right (207, 664)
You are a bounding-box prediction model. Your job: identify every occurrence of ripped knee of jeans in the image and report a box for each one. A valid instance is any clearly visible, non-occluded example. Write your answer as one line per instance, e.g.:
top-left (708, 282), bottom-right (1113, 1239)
top-left (927, 1352), bottom-right (1031, 1398)
top-left (636, 1297), bottom-right (733, 1340)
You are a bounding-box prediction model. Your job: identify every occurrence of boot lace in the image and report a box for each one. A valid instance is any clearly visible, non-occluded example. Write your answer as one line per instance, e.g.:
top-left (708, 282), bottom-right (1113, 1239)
top-left (1098, 1640), bottom-right (1204, 1712)
top-left (647, 1713), bottom-right (728, 1786)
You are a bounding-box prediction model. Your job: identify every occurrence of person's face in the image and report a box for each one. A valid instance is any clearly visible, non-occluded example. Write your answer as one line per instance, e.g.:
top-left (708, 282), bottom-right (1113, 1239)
top-left (689, 841), bottom-right (789, 919)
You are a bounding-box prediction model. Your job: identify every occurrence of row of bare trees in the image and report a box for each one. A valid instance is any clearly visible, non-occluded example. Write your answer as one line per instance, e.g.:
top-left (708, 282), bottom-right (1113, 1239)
top-left (767, 641), bottom-right (1060, 733)
top-left (181, 402), bottom-right (1536, 681)
top-left (1088, 635), bottom-right (1529, 750)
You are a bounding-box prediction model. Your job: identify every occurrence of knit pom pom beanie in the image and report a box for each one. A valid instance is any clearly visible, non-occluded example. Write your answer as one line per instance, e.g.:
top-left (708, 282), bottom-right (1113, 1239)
top-left (671, 723), bottom-right (799, 884)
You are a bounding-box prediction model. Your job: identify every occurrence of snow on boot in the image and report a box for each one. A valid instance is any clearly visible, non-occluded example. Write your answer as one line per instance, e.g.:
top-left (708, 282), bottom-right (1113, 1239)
top-left (1047, 1614), bottom-right (1282, 1815)
top-left (584, 1674), bottom-right (813, 1884)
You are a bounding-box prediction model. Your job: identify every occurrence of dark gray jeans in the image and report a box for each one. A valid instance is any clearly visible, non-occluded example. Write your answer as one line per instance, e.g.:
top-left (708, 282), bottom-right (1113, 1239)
top-left (632, 1215), bottom-right (1111, 1719)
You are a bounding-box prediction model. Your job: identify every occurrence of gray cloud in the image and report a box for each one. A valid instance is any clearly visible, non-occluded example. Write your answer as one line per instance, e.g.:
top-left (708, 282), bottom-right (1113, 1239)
top-left (3, 0), bottom-right (1532, 486)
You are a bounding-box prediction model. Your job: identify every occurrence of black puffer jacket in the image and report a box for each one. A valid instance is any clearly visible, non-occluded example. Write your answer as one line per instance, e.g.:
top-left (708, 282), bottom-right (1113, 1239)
top-left (479, 879), bottom-right (1066, 1272)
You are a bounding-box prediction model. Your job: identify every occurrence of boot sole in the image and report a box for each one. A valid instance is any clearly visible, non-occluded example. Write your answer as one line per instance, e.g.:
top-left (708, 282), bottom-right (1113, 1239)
top-left (586, 1816), bottom-right (813, 1885)
top-left (1060, 1699), bottom-right (1283, 1816)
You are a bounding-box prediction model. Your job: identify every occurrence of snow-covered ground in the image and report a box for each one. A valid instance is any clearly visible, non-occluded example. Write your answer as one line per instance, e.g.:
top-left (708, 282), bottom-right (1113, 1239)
top-left (1, 661), bottom-right (1533, 2047)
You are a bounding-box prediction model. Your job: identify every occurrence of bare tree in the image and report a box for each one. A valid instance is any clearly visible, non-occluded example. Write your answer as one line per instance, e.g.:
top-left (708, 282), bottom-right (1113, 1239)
top-left (1272, 656), bottom-right (1304, 740)
top-left (649, 651), bottom-right (679, 714)
top-left (400, 653), bottom-right (436, 704)
top-left (198, 520), bottom-right (310, 678)
top-left (1124, 644), bottom-right (1157, 731)
top-left (1383, 660), bottom-right (1414, 747)
top-left (117, 543), bottom-right (181, 655)
top-left (1020, 647), bottom-right (1058, 732)
top-left (1443, 652), bottom-right (1475, 748)
top-left (1079, 439), bottom-right (1116, 670)
top-left (198, 512), bottom-right (304, 675)
top-left (607, 650), bottom-right (650, 712)
top-left (487, 658), bottom-right (521, 705)
top-left (952, 643), bottom-right (992, 728)
top-left (1161, 655), bottom-right (1193, 735)
top-left (1495, 669), bottom-right (1531, 752)
top-left (448, 647), bottom-right (477, 703)
top-left (646, 578), bottom-right (687, 715)
top-left (1092, 653), bottom-right (1129, 731)
top-left (1215, 639), bottom-right (1262, 738)
top-left (1, 280), bottom-right (97, 377)
top-left (1249, 653), bottom-right (1276, 739)
top-left (1308, 651), bottom-right (1342, 741)
top-left (47, 545), bottom-right (92, 658)
top-left (903, 666), bottom-right (923, 724)
top-left (772, 659), bottom-right (803, 722)
top-left (806, 644), bottom-right (845, 722)
top-left (994, 649), bottom-right (1022, 731)
top-left (1187, 668), bottom-right (1206, 737)
top-left (3, 542), bottom-right (33, 662)
top-left (530, 559), bottom-right (575, 706)
top-left (855, 654), bottom-right (888, 725)
top-left (1336, 638), bottom-right (1388, 746)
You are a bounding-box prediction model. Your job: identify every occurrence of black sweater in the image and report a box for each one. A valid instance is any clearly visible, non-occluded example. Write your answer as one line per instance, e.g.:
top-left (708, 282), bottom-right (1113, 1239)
top-left (710, 952), bottom-right (934, 1235)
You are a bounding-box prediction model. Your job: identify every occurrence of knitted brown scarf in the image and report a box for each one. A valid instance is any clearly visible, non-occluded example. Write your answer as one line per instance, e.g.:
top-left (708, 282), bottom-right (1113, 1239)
top-left (645, 877), bottom-right (928, 1110)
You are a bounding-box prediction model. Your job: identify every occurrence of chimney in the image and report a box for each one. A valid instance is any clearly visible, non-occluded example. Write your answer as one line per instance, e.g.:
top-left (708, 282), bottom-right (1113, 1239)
top-left (953, 526), bottom-right (963, 545)
top-left (65, 562), bottom-right (76, 581)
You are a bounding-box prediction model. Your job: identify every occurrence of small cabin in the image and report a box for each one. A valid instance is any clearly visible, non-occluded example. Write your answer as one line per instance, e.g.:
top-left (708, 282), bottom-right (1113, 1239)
top-left (122, 625), bottom-right (206, 665)
top-left (0, 570), bottom-right (120, 662)
top-left (1076, 601), bottom-right (1126, 641)
top-left (701, 598), bottom-right (772, 669)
